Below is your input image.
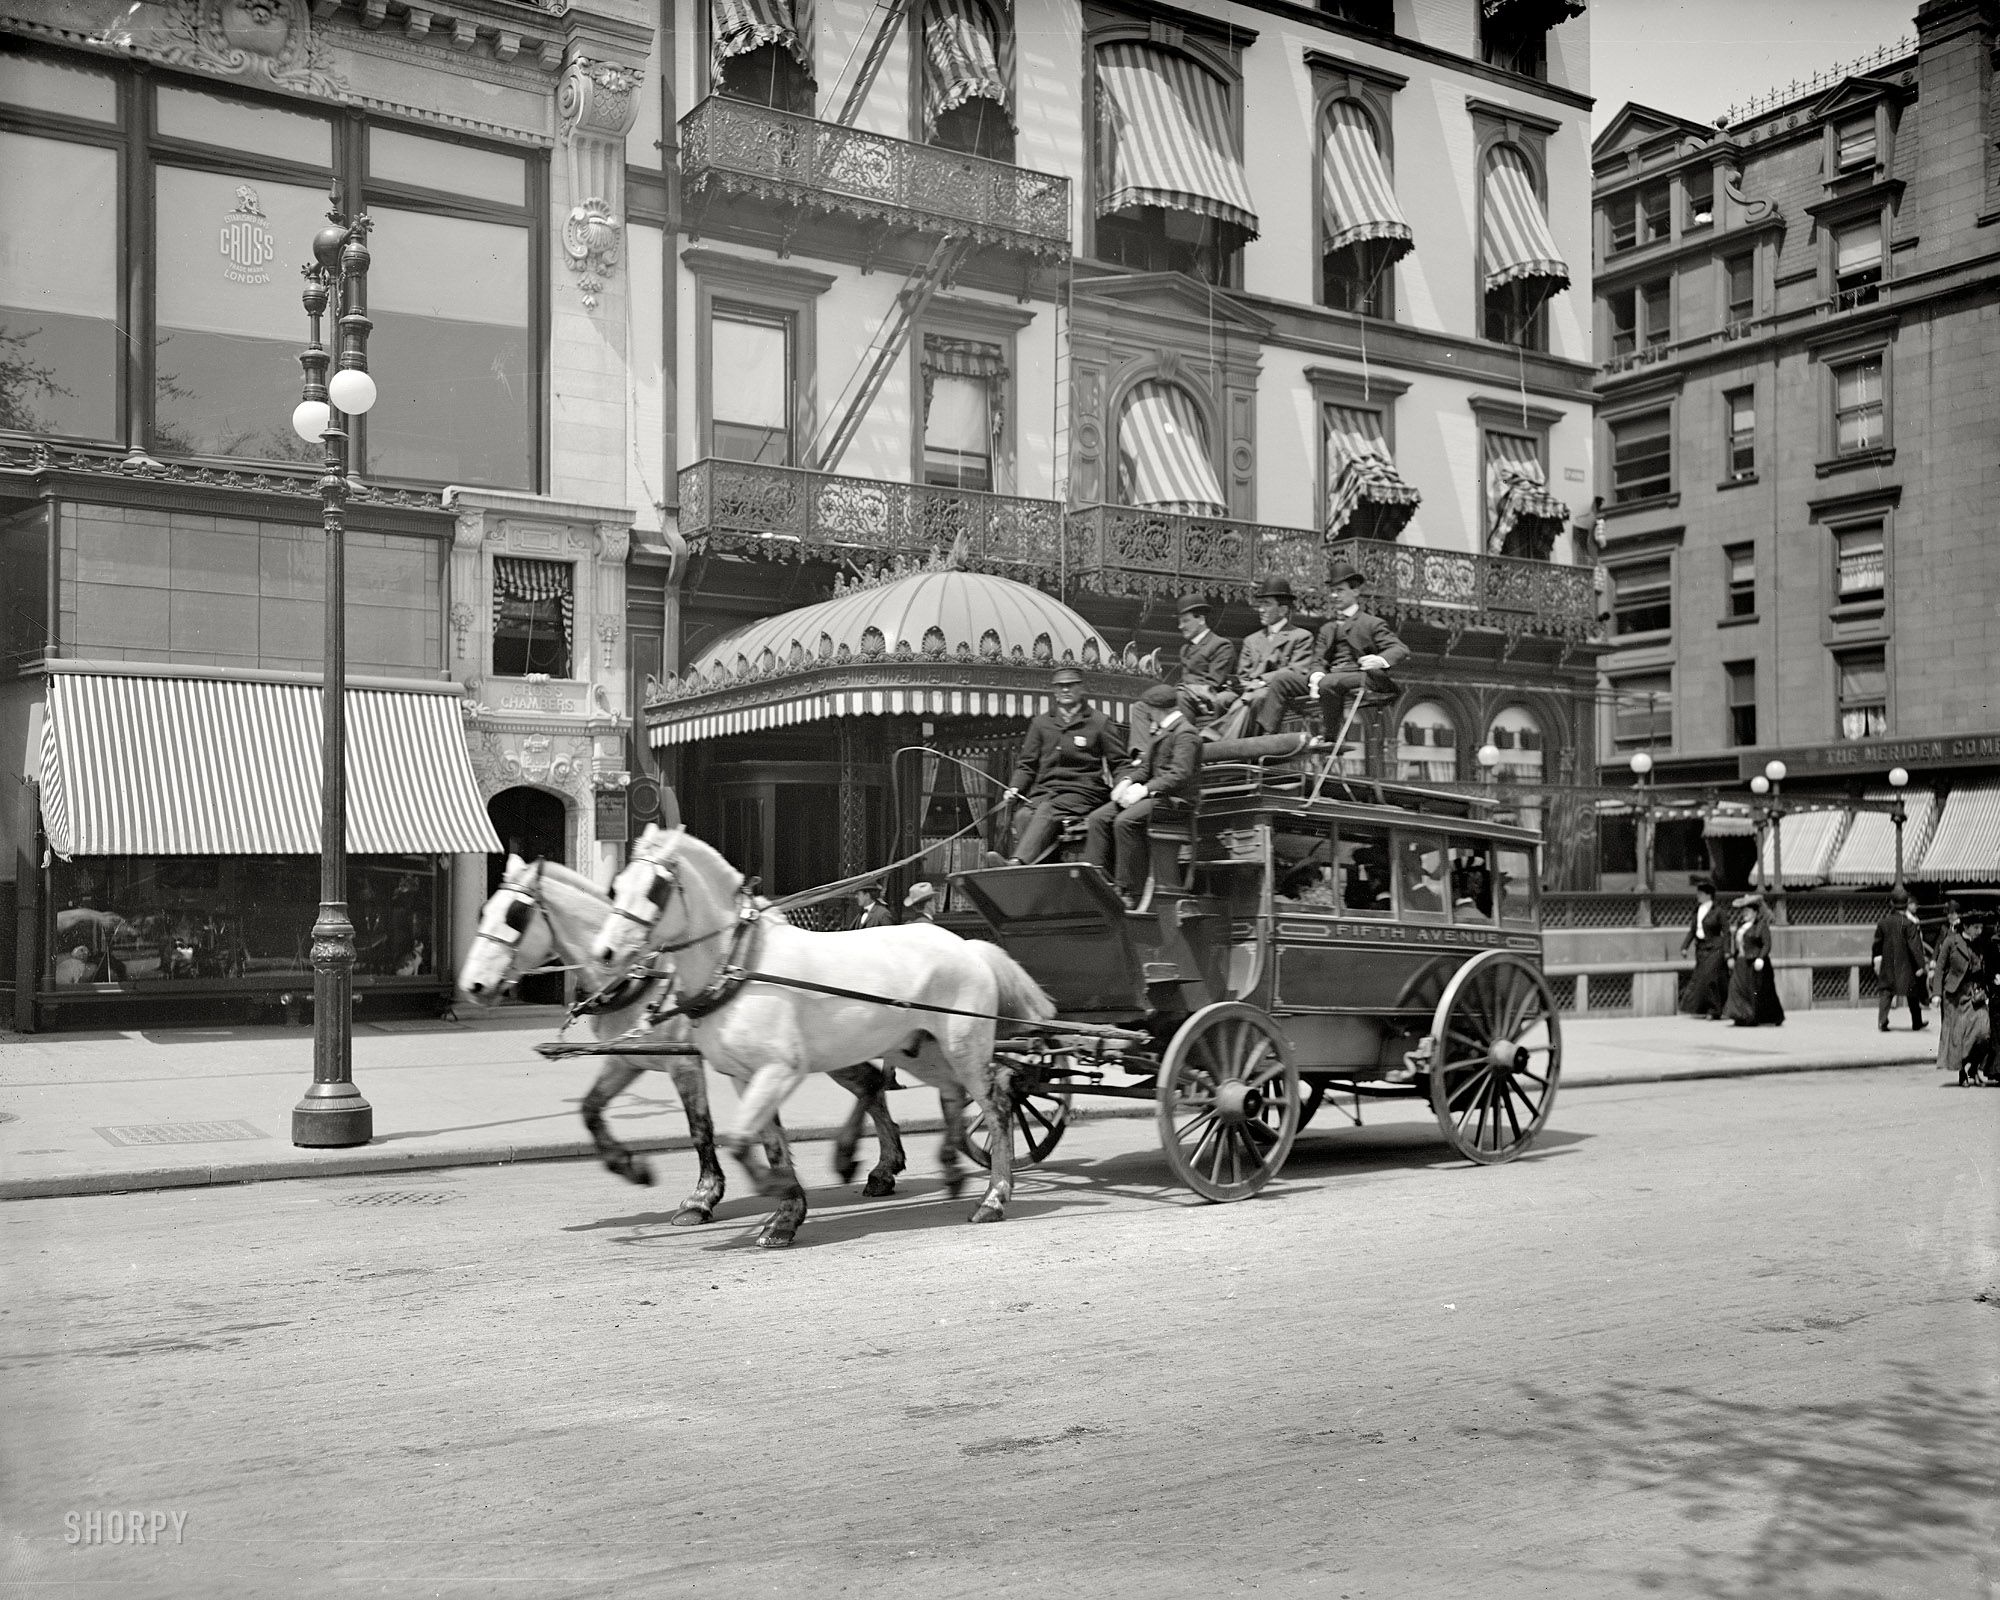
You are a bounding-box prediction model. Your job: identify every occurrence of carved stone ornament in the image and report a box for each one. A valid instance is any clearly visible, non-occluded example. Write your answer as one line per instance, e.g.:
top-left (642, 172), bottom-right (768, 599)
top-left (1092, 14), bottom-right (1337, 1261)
top-left (103, 0), bottom-right (345, 97)
top-left (562, 202), bottom-right (621, 309)
top-left (595, 523), bottom-right (631, 563)
top-left (452, 510), bottom-right (486, 549)
top-left (558, 55), bottom-right (644, 311)
top-left (467, 729), bottom-right (593, 798)
top-left (448, 600), bottom-right (475, 659)
top-left (596, 614), bottom-right (622, 648)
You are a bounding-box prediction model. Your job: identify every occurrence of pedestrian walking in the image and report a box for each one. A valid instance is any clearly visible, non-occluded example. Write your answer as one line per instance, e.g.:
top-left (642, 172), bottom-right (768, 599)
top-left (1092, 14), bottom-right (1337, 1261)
top-left (1871, 885), bottom-right (1930, 1032)
top-left (853, 883), bottom-right (894, 930)
top-left (1679, 877), bottom-right (1730, 1018)
top-left (902, 881), bottom-right (939, 924)
top-left (1933, 912), bottom-right (1993, 1086)
top-left (1723, 892), bottom-right (1785, 1027)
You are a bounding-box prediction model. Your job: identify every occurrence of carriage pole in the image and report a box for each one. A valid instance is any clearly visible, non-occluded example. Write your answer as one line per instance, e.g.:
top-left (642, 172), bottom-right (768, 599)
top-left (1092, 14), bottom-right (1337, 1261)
top-left (290, 205), bottom-right (377, 1148)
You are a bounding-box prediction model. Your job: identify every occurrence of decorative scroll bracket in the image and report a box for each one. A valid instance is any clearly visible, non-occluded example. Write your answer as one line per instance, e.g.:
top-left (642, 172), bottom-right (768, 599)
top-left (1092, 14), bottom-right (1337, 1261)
top-left (558, 52), bottom-right (645, 310)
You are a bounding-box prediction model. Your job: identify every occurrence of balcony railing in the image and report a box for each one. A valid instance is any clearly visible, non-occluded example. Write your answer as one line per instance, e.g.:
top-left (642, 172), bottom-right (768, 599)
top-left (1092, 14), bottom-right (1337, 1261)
top-left (679, 459), bottom-right (1066, 582)
top-left (680, 97), bottom-right (1071, 260)
top-left (1328, 537), bottom-right (1604, 644)
top-left (1063, 504), bottom-right (1330, 605)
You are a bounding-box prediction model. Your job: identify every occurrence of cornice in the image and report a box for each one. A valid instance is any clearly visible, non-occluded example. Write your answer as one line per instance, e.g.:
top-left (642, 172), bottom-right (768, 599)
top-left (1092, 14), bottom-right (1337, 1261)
top-left (1465, 95), bottom-right (1564, 138)
top-left (1301, 47), bottom-right (1407, 93)
top-left (1468, 394), bottom-right (1565, 428)
top-left (1593, 218), bottom-right (1786, 290)
top-left (679, 246), bottom-right (838, 297)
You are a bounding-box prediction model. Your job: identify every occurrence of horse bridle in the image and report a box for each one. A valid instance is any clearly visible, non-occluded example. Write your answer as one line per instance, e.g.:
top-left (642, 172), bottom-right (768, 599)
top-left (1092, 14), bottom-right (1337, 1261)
top-left (473, 865), bottom-right (569, 985)
top-left (610, 855), bottom-right (746, 958)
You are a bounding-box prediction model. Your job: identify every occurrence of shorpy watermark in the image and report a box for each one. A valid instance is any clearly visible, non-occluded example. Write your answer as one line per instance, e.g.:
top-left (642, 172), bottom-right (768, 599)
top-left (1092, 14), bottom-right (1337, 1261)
top-left (64, 1508), bottom-right (189, 1546)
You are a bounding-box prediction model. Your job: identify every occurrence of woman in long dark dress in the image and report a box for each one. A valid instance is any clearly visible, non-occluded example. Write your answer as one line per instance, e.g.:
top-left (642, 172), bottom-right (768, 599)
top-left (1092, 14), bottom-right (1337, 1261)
top-left (1679, 879), bottom-right (1730, 1018)
top-left (1935, 915), bottom-right (1993, 1085)
top-left (1724, 893), bottom-right (1786, 1027)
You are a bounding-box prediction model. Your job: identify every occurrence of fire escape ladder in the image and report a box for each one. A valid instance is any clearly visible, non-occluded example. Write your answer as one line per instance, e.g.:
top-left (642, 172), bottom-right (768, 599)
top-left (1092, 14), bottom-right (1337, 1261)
top-left (828, 0), bottom-right (911, 127)
top-left (811, 233), bottom-right (969, 474)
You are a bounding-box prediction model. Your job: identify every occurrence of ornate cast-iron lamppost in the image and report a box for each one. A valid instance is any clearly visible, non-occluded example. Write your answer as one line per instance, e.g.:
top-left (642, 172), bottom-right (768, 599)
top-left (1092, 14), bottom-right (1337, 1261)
top-left (290, 206), bottom-right (378, 1149)
top-left (1887, 766), bottom-right (1909, 891)
top-left (1628, 750), bottom-right (1655, 907)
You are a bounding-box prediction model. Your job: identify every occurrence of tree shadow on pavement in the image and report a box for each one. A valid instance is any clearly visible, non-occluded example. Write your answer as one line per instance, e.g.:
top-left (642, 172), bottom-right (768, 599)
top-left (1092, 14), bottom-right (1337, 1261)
top-left (1485, 1361), bottom-right (2000, 1598)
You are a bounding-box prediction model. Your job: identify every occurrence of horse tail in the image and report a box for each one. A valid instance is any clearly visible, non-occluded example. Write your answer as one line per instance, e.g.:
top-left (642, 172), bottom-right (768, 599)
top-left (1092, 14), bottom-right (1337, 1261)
top-left (967, 941), bottom-right (1056, 1031)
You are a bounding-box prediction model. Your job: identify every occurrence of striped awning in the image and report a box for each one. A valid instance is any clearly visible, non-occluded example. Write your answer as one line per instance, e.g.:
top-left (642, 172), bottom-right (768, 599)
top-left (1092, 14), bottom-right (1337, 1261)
top-left (1325, 405), bottom-right (1420, 538)
top-left (1095, 43), bottom-right (1259, 241)
top-left (1912, 783), bottom-right (2000, 881)
top-left (493, 556), bottom-right (573, 647)
top-left (1704, 802), bottom-right (1758, 838)
top-left (1485, 433), bottom-right (1568, 555)
top-left (1482, 0), bottom-right (1588, 22)
top-left (1117, 380), bottom-right (1227, 516)
top-left (712, 0), bottom-right (811, 86)
top-left (921, 0), bottom-right (1010, 138)
top-left (651, 685), bottom-right (1138, 748)
top-left (1320, 101), bottom-right (1413, 260)
top-left (35, 672), bottom-right (500, 858)
top-left (1828, 790), bottom-right (1937, 885)
top-left (1481, 145), bottom-right (1569, 295)
top-left (1758, 808), bottom-right (1847, 886)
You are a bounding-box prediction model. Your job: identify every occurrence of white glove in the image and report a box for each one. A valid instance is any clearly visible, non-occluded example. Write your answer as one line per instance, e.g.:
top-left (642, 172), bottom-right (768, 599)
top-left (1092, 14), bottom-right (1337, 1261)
top-left (1753, 959), bottom-right (1765, 972)
top-left (1117, 782), bottom-right (1147, 808)
top-left (1308, 671), bottom-right (1325, 695)
top-left (1871, 956), bottom-right (1881, 973)
top-left (1358, 654), bottom-right (1388, 671)
top-left (1003, 787), bottom-right (1024, 803)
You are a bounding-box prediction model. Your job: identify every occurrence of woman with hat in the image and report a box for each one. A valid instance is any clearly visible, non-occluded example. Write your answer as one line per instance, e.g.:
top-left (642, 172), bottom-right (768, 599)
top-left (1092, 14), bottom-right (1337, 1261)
top-left (1309, 561), bottom-right (1408, 746)
top-left (1933, 908), bottom-right (1993, 1085)
top-left (1679, 878), bottom-right (1730, 1019)
top-left (1723, 892), bottom-right (1786, 1027)
top-left (1237, 576), bottom-right (1321, 737)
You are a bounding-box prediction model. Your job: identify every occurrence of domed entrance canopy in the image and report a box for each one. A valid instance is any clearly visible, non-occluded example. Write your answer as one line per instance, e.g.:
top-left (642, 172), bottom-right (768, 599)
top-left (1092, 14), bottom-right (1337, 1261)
top-left (643, 569), bottom-right (1159, 748)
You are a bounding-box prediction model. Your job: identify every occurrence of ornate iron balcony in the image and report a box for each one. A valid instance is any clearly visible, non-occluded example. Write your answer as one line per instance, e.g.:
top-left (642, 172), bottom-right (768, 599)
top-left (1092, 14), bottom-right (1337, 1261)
top-left (680, 97), bottom-right (1071, 260)
top-left (1063, 505), bottom-right (1331, 606)
top-left (679, 459), bottom-right (1067, 583)
top-left (1328, 536), bottom-right (1605, 644)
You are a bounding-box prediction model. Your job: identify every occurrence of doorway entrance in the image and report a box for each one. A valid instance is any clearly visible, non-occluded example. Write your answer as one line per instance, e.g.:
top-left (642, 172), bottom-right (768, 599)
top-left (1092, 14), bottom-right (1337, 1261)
top-left (486, 786), bottom-right (569, 1004)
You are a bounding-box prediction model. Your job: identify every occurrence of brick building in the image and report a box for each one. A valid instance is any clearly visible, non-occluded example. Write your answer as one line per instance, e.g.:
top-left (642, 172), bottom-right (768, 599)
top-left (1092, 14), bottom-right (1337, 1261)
top-left (1589, 0), bottom-right (2000, 897)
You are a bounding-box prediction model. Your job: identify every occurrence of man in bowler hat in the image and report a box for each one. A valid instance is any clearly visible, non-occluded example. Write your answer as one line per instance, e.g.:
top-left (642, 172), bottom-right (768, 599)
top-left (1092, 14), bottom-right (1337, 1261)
top-left (1309, 560), bottom-right (1407, 743)
top-left (1872, 885), bottom-right (1930, 1031)
top-left (1238, 576), bottom-right (1321, 736)
top-left (1172, 593), bottom-right (1239, 728)
top-left (1000, 664), bottom-right (1127, 865)
top-left (1087, 682), bottom-right (1199, 908)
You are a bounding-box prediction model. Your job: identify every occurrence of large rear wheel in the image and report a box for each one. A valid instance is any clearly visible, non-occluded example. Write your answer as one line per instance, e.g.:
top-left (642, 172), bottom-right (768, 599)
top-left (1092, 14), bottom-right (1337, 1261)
top-left (1426, 951), bottom-right (1561, 1164)
top-left (1156, 1003), bottom-right (1299, 1202)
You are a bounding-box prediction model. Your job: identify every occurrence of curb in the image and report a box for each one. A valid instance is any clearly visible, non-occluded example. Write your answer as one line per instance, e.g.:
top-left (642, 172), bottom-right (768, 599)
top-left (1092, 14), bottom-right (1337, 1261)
top-left (0, 1054), bottom-right (1934, 1202)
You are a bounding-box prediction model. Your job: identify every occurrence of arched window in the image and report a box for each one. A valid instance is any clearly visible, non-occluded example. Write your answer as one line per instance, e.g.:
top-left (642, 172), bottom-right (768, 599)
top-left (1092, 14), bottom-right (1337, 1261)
top-left (1093, 41), bottom-right (1257, 282)
top-left (1396, 701), bottom-right (1457, 783)
top-left (920, 0), bottom-right (1014, 162)
top-left (1486, 704), bottom-right (1545, 831)
top-left (1480, 144), bottom-right (1569, 350)
top-left (1318, 100), bottom-right (1411, 317)
top-left (1115, 380), bottom-right (1226, 517)
top-left (711, 0), bottom-right (815, 114)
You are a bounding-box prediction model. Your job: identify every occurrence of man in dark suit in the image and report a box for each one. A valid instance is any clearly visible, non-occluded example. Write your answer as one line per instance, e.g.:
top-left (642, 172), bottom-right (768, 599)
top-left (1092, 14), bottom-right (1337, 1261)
top-left (1086, 683), bottom-right (1199, 908)
top-left (1310, 561), bottom-right (1408, 744)
top-left (1000, 665), bottom-right (1127, 864)
top-left (1238, 576), bottom-right (1322, 736)
top-left (852, 883), bottom-right (894, 930)
top-left (1173, 594), bottom-right (1239, 729)
top-left (1873, 885), bottom-right (1930, 1031)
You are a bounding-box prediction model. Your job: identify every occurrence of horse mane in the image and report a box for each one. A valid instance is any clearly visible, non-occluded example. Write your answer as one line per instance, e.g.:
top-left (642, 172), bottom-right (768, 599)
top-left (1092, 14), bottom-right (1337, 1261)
top-left (502, 858), bottom-right (606, 901)
top-left (644, 827), bottom-right (746, 900)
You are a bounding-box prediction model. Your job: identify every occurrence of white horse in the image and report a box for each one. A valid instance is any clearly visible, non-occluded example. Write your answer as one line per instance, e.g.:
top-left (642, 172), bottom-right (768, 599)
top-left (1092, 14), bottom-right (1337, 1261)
top-left (592, 825), bottom-right (1055, 1244)
top-left (456, 857), bottom-right (914, 1233)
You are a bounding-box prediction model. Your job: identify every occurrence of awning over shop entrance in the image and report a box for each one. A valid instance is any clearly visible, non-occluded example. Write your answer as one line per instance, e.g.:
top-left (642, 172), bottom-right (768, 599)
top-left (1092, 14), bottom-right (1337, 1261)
top-left (1758, 808), bottom-right (1846, 886)
top-left (35, 668), bottom-right (501, 858)
top-left (1827, 790), bottom-right (1936, 885)
top-left (1912, 783), bottom-right (2000, 881)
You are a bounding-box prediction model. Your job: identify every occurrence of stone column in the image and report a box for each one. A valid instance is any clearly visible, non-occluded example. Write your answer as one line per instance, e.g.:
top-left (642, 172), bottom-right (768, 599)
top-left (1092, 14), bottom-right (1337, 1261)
top-left (448, 853), bottom-right (487, 993)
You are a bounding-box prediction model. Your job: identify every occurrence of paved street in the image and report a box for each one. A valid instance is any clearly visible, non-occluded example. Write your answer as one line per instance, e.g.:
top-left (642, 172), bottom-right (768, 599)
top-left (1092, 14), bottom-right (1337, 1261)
top-left (3, 1065), bottom-right (1995, 1600)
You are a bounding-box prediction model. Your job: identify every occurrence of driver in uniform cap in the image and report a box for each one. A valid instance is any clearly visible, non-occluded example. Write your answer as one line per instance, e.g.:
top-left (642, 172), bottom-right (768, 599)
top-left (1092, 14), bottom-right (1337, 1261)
top-left (999, 665), bottom-right (1128, 865)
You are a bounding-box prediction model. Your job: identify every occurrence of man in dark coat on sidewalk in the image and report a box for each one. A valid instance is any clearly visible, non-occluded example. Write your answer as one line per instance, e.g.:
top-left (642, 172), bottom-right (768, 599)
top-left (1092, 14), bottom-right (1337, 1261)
top-left (1086, 683), bottom-right (1199, 907)
top-left (1872, 885), bottom-right (1930, 1031)
top-left (1001, 665), bottom-right (1127, 864)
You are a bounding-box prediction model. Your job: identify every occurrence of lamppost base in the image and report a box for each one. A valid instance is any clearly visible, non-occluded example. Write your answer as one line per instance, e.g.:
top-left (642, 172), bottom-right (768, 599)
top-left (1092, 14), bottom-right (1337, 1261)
top-left (292, 1081), bottom-right (373, 1147)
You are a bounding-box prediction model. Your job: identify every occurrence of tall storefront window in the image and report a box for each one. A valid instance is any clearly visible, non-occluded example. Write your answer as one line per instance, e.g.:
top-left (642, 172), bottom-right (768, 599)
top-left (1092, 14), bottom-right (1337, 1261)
top-left (0, 132), bottom-right (120, 440)
top-left (0, 44), bottom-right (544, 490)
top-left (49, 854), bottom-right (441, 988)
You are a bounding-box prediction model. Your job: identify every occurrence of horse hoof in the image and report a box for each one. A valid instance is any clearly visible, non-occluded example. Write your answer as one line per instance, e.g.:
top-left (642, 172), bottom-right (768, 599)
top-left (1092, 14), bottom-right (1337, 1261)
top-left (833, 1157), bottom-right (858, 1186)
top-left (625, 1159), bottom-right (655, 1187)
top-left (668, 1206), bottom-right (714, 1227)
top-left (942, 1173), bottom-right (966, 1200)
top-left (862, 1173), bottom-right (896, 1198)
top-left (969, 1202), bottom-right (1005, 1224)
top-left (757, 1222), bottom-right (799, 1249)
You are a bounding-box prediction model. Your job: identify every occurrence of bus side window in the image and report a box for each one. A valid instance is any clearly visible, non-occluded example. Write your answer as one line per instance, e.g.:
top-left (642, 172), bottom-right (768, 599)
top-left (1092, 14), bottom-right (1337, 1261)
top-left (1493, 845), bottom-right (1537, 925)
top-left (1451, 843), bottom-right (1495, 923)
top-left (1395, 832), bottom-right (1450, 918)
top-left (1335, 824), bottom-right (1393, 915)
top-left (1272, 821), bottom-right (1335, 907)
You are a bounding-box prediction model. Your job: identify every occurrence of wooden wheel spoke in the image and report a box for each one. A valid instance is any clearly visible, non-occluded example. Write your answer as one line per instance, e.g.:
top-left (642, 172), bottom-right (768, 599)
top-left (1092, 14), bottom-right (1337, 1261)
top-left (1445, 1069), bottom-right (1490, 1111)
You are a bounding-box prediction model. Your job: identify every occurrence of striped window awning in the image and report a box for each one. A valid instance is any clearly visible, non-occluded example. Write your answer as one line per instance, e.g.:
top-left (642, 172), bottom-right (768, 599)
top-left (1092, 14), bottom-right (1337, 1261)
top-left (711, 0), bottom-right (811, 86)
top-left (1911, 783), bottom-right (2000, 881)
top-left (1704, 802), bottom-right (1758, 839)
top-left (1095, 43), bottom-right (1259, 242)
top-left (1828, 790), bottom-right (1937, 885)
top-left (1325, 406), bottom-right (1420, 538)
top-left (1482, 0), bottom-right (1588, 24)
top-left (494, 555), bottom-right (573, 647)
top-left (1485, 433), bottom-right (1569, 556)
top-left (651, 685), bottom-right (1138, 749)
top-left (1320, 101), bottom-right (1413, 261)
top-left (1758, 808), bottom-right (1848, 886)
top-left (1117, 380), bottom-right (1227, 516)
top-left (921, 0), bottom-right (1011, 138)
top-left (34, 671), bottom-right (500, 858)
top-left (1481, 145), bottom-right (1570, 296)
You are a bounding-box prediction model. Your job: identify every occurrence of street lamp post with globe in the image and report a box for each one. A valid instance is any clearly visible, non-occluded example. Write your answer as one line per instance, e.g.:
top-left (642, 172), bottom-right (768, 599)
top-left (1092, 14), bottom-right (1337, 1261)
top-left (289, 207), bottom-right (377, 1149)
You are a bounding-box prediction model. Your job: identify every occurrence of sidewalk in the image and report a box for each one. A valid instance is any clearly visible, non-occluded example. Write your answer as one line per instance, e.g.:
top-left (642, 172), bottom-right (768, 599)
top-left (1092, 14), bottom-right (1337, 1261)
top-left (0, 1005), bottom-right (1942, 1201)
